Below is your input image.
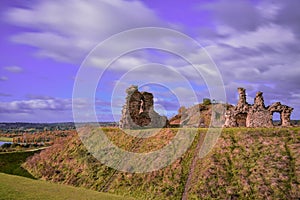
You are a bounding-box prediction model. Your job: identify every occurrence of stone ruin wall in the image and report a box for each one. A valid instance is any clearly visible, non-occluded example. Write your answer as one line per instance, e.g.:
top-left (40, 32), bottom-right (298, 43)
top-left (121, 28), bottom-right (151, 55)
top-left (224, 88), bottom-right (293, 128)
top-left (119, 85), bottom-right (169, 129)
top-left (119, 86), bottom-right (293, 129)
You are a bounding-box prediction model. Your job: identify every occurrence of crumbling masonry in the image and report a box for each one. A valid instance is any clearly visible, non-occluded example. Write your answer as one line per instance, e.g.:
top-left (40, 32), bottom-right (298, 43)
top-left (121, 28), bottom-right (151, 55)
top-left (224, 88), bottom-right (293, 127)
top-left (119, 85), bottom-right (169, 129)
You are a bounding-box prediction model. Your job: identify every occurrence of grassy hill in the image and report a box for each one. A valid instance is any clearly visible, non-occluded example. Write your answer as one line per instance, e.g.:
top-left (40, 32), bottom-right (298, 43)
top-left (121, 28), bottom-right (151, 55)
top-left (0, 151), bottom-right (39, 178)
top-left (23, 127), bottom-right (300, 199)
top-left (0, 173), bottom-right (133, 200)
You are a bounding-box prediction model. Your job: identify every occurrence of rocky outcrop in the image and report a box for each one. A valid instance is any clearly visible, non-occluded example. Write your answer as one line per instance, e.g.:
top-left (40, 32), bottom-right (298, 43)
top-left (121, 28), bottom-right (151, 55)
top-left (224, 88), bottom-right (293, 127)
top-left (119, 85), bottom-right (168, 129)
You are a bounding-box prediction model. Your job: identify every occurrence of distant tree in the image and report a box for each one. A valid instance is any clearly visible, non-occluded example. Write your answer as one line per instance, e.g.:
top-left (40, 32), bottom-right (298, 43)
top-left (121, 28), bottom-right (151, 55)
top-left (1, 143), bottom-right (11, 148)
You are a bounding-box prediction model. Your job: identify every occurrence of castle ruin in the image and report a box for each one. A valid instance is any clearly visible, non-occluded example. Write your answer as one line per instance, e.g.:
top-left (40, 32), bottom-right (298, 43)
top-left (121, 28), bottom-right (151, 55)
top-left (120, 86), bottom-right (293, 128)
top-left (119, 85), bottom-right (169, 129)
top-left (224, 88), bottom-right (293, 127)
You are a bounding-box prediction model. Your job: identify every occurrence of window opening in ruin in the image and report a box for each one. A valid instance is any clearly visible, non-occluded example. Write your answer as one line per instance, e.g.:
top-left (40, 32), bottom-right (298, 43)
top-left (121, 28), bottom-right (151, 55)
top-left (236, 113), bottom-right (247, 127)
top-left (272, 112), bottom-right (282, 126)
top-left (139, 99), bottom-right (144, 114)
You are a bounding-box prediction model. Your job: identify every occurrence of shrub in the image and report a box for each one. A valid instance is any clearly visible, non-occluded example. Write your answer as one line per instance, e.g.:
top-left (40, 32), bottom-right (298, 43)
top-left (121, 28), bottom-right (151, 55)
top-left (203, 98), bottom-right (211, 105)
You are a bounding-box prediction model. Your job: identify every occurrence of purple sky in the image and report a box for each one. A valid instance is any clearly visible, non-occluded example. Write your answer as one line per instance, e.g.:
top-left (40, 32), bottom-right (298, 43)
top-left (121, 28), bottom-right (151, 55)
top-left (0, 0), bottom-right (300, 122)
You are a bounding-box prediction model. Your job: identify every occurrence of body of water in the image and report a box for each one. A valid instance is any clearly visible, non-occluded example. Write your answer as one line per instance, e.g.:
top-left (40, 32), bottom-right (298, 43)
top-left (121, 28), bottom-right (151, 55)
top-left (0, 141), bottom-right (12, 146)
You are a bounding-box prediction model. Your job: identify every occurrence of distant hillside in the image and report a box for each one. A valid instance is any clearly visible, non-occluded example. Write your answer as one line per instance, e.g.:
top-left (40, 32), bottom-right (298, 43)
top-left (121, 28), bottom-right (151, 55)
top-left (0, 122), bottom-right (118, 133)
top-left (23, 127), bottom-right (300, 199)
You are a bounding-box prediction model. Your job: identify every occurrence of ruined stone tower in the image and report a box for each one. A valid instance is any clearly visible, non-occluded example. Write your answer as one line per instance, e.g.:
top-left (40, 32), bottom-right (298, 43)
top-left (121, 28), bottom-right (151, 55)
top-left (224, 88), bottom-right (293, 127)
top-left (119, 85), bottom-right (169, 129)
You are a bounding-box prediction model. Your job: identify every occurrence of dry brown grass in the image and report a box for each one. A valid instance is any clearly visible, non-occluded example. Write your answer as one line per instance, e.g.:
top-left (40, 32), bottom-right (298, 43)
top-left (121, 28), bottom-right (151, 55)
top-left (23, 127), bottom-right (300, 199)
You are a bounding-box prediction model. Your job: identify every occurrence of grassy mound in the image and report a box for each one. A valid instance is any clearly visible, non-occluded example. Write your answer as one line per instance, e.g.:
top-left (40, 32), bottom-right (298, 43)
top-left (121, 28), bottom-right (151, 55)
top-left (23, 127), bottom-right (300, 199)
top-left (0, 173), bottom-right (132, 200)
top-left (0, 151), bottom-right (39, 178)
top-left (187, 128), bottom-right (300, 199)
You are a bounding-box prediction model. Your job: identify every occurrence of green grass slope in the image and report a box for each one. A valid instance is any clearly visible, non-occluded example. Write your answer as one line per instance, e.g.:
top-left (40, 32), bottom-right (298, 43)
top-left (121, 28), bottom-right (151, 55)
top-left (0, 137), bottom-right (13, 142)
top-left (23, 127), bottom-right (300, 199)
top-left (0, 173), bottom-right (133, 200)
top-left (0, 151), bottom-right (39, 178)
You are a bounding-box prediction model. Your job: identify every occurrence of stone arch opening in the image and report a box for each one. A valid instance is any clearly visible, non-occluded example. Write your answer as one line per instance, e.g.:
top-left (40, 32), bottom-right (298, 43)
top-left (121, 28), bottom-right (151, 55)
top-left (236, 113), bottom-right (247, 127)
top-left (272, 112), bottom-right (282, 126)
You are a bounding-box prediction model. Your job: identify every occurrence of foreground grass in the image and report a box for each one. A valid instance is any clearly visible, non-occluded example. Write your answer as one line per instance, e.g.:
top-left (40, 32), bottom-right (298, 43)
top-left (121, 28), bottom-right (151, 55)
top-left (0, 173), bottom-right (133, 200)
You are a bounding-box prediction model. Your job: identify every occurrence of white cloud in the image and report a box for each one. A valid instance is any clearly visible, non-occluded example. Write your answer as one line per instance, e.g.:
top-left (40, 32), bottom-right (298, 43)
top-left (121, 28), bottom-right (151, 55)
top-left (0, 76), bottom-right (8, 81)
top-left (90, 55), bottom-right (149, 71)
top-left (0, 98), bottom-right (109, 113)
top-left (257, 1), bottom-right (281, 20)
top-left (199, 0), bottom-right (264, 31)
top-left (0, 99), bottom-right (69, 113)
top-left (3, 66), bottom-right (23, 73)
top-left (0, 97), bottom-right (114, 122)
top-left (219, 24), bottom-right (295, 49)
top-left (5, 0), bottom-right (164, 63)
